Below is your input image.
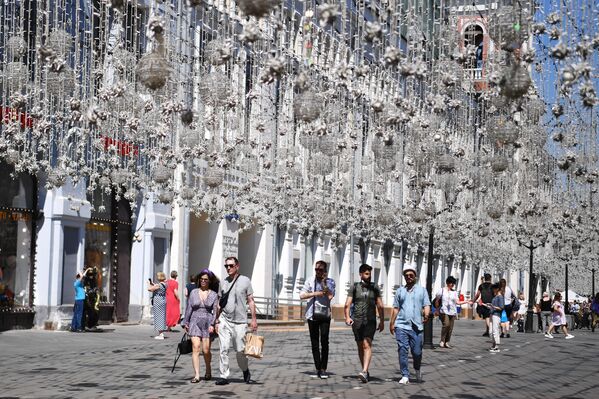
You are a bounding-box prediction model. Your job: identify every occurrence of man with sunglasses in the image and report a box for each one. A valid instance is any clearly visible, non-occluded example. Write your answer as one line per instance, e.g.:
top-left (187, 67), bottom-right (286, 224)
top-left (215, 257), bottom-right (257, 385)
top-left (300, 260), bottom-right (336, 379)
top-left (390, 266), bottom-right (431, 385)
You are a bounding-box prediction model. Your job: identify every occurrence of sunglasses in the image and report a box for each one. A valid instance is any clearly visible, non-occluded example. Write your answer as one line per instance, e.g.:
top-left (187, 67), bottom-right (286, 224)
top-left (315, 268), bottom-right (325, 272)
top-left (404, 273), bottom-right (416, 278)
top-left (199, 278), bottom-right (209, 282)
top-left (224, 264), bottom-right (236, 269)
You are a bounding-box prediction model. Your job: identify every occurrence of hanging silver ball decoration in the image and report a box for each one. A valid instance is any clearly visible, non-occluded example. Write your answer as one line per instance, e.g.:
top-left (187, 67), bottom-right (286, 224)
top-left (490, 155), bottom-right (509, 173)
top-left (4, 61), bottom-right (29, 92)
top-left (205, 39), bottom-right (232, 66)
top-left (320, 213), bottom-right (336, 229)
top-left (499, 63), bottom-right (531, 99)
top-left (99, 175), bottom-right (111, 188)
top-left (487, 203), bottom-right (503, 220)
top-left (487, 115), bottom-right (519, 145)
top-left (46, 64), bottom-right (76, 96)
top-left (236, 0), bottom-right (279, 18)
top-left (294, 90), bottom-right (322, 122)
top-left (47, 169), bottom-right (67, 188)
top-left (153, 165), bottom-right (172, 184)
top-left (180, 187), bottom-right (196, 201)
top-left (6, 36), bottom-right (27, 60)
top-left (157, 190), bottom-right (175, 204)
top-left (198, 71), bottom-right (231, 106)
top-left (111, 169), bottom-right (129, 186)
top-left (47, 29), bottom-right (73, 56)
top-left (204, 166), bottom-right (225, 188)
top-left (437, 155), bottom-right (456, 173)
top-left (136, 51), bottom-right (170, 90)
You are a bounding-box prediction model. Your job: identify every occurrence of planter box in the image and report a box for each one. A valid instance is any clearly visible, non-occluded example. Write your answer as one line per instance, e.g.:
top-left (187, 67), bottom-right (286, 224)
top-left (98, 304), bottom-right (114, 324)
top-left (0, 309), bottom-right (35, 331)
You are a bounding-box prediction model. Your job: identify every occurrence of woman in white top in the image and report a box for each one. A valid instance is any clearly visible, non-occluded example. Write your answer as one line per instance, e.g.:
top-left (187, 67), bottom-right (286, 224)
top-left (499, 279), bottom-right (514, 337)
top-left (434, 276), bottom-right (468, 348)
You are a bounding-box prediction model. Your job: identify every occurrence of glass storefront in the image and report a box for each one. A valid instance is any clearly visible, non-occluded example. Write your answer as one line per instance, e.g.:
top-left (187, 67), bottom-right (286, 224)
top-left (0, 163), bottom-right (35, 310)
top-left (84, 220), bottom-right (112, 303)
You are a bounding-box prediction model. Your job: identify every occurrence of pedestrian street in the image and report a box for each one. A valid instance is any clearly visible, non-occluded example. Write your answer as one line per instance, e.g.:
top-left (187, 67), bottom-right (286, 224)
top-left (2, 320), bottom-right (598, 399)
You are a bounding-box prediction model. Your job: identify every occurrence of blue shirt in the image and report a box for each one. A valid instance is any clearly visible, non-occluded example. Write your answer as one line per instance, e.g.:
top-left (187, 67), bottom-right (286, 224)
top-left (491, 294), bottom-right (505, 316)
top-left (393, 285), bottom-right (431, 332)
top-left (301, 277), bottom-right (336, 320)
top-left (74, 280), bottom-right (86, 301)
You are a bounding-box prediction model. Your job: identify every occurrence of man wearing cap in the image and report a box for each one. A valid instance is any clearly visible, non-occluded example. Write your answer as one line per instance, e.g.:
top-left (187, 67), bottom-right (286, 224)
top-left (538, 292), bottom-right (552, 332)
top-left (389, 266), bottom-right (431, 385)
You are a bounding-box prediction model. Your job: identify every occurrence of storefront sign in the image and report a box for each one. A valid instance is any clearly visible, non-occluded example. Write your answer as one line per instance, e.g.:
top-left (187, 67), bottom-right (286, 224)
top-left (101, 136), bottom-right (139, 157)
top-left (0, 211), bottom-right (31, 222)
top-left (0, 107), bottom-right (34, 129)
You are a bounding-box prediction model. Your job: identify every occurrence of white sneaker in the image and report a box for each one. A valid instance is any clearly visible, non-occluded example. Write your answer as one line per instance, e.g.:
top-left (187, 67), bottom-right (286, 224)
top-left (399, 376), bottom-right (409, 385)
top-left (415, 370), bottom-right (422, 382)
top-left (154, 333), bottom-right (165, 340)
top-left (544, 333), bottom-right (554, 339)
top-left (565, 334), bottom-right (574, 339)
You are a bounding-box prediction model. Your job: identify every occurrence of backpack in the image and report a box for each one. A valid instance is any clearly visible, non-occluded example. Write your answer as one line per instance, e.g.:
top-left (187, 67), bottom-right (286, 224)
top-left (480, 283), bottom-right (493, 303)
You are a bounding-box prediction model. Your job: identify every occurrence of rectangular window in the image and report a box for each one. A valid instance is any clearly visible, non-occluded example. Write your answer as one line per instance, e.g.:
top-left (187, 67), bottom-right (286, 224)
top-left (85, 221), bottom-right (112, 302)
top-left (61, 226), bottom-right (80, 304)
top-left (0, 211), bottom-right (32, 308)
top-left (153, 237), bottom-right (166, 280)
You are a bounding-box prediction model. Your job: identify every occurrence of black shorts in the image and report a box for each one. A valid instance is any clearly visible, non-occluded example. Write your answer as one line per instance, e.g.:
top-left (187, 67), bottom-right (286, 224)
top-left (479, 306), bottom-right (491, 319)
top-left (352, 320), bottom-right (376, 341)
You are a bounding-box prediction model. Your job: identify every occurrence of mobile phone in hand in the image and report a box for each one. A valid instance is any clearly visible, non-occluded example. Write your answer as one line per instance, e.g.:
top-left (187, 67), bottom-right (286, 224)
top-left (148, 278), bottom-right (153, 284)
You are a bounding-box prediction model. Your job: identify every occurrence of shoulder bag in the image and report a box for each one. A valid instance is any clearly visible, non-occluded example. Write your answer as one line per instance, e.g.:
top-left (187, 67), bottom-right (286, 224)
top-left (311, 278), bottom-right (331, 321)
top-left (219, 275), bottom-right (239, 309)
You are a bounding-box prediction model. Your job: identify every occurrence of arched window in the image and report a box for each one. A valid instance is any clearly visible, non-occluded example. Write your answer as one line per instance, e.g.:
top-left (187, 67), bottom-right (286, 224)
top-left (464, 24), bottom-right (484, 69)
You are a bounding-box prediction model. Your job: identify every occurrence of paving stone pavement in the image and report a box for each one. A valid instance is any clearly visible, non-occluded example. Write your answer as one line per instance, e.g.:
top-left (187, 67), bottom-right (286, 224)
top-left (2, 319), bottom-right (598, 399)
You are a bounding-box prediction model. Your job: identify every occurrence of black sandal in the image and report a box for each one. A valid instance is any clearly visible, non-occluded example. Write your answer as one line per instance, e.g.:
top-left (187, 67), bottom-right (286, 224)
top-left (191, 377), bottom-right (200, 383)
top-left (204, 373), bottom-right (212, 381)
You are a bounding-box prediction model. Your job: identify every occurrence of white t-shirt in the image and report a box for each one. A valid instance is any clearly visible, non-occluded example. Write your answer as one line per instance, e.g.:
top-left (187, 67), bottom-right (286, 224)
top-left (435, 287), bottom-right (458, 316)
top-left (503, 286), bottom-right (514, 305)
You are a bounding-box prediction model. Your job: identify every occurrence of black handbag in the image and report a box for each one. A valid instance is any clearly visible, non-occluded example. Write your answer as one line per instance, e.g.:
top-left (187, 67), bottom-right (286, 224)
top-left (219, 275), bottom-right (239, 309)
top-left (171, 333), bottom-right (192, 373)
top-left (311, 278), bottom-right (331, 321)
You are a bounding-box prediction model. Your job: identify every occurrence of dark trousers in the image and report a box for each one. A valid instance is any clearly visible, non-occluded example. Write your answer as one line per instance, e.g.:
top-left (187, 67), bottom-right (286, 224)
top-left (308, 318), bottom-right (331, 371)
top-left (71, 300), bottom-right (84, 331)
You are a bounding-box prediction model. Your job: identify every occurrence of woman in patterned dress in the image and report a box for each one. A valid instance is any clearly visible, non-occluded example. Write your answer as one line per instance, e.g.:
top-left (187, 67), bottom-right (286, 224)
top-left (182, 269), bottom-right (219, 383)
top-left (148, 272), bottom-right (168, 339)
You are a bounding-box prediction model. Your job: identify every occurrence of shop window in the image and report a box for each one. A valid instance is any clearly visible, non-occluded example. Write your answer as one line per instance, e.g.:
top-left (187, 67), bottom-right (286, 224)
top-left (0, 212), bottom-right (32, 308)
top-left (153, 237), bottom-right (166, 280)
top-left (61, 227), bottom-right (80, 304)
top-left (85, 221), bottom-right (111, 302)
top-left (0, 163), bottom-right (34, 309)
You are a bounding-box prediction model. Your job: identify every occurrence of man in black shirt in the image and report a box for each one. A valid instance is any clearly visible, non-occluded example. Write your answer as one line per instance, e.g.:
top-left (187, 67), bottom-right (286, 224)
top-left (538, 292), bottom-right (552, 332)
top-left (344, 264), bottom-right (384, 383)
top-left (471, 273), bottom-right (493, 336)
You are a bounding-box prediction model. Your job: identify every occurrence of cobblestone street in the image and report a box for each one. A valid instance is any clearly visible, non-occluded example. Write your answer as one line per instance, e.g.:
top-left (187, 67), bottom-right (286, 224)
top-left (2, 320), bottom-right (598, 398)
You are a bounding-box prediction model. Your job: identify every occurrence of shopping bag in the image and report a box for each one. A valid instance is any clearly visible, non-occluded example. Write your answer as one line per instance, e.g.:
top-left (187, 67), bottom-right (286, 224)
top-left (244, 333), bottom-right (264, 359)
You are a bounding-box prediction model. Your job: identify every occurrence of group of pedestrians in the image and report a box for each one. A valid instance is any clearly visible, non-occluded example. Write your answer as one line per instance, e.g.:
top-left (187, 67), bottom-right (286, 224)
top-left (156, 257), bottom-right (258, 385)
top-left (149, 258), bottom-right (598, 386)
top-left (70, 266), bottom-right (102, 332)
top-left (147, 270), bottom-right (181, 340)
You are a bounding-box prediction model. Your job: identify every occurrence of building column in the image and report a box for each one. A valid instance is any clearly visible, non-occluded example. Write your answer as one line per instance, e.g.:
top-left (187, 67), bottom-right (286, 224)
top-left (279, 227), bottom-right (295, 299)
top-left (386, 243), bottom-right (402, 306)
top-left (128, 194), bottom-right (173, 323)
top-left (34, 178), bottom-right (91, 329)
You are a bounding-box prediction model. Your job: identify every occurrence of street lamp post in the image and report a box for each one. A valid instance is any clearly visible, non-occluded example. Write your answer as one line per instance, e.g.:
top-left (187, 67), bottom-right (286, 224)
top-left (423, 227), bottom-right (435, 349)
top-left (592, 268), bottom-right (596, 296)
top-left (518, 238), bottom-right (545, 333)
top-left (567, 242), bottom-right (581, 314)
